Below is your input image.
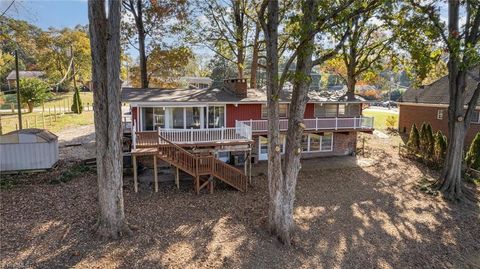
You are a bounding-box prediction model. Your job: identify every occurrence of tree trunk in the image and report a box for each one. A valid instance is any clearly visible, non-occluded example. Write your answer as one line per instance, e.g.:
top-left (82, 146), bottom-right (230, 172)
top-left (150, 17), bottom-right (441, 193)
top-left (88, 0), bottom-right (132, 239)
top-left (250, 24), bottom-right (261, 89)
top-left (264, 0), bottom-right (287, 243)
top-left (27, 102), bottom-right (34, 113)
top-left (135, 0), bottom-right (148, 88)
top-left (346, 70), bottom-right (356, 101)
top-left (265, 0), bottom-right (318, 245)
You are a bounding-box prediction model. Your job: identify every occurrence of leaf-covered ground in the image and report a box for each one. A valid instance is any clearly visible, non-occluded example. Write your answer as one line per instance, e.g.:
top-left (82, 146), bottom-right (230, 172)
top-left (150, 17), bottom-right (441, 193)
top-left (1, 133), bottom-right (479, 269)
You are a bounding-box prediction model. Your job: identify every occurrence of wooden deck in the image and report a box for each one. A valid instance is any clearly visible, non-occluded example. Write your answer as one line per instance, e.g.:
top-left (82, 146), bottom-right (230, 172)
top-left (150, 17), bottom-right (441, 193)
top-left (131, 132), bottom-right (250, 194)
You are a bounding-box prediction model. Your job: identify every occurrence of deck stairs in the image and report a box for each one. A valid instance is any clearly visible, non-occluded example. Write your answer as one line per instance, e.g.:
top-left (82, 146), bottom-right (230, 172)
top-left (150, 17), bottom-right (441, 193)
top-left (135, 132), bottom-right (247, 193)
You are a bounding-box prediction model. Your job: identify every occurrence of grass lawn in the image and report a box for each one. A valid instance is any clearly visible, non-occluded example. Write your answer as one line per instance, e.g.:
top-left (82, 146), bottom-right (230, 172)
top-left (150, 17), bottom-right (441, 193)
top-left (1, 92), bottom-right (93, 111)
top-left (363, 109), bottom-right (399, 130)
top-left (0, 111), bottom-right (94, 134)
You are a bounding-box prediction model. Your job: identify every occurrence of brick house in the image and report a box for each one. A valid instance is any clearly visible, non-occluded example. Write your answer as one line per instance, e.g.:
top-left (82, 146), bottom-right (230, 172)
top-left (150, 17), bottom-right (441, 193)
top-left (398, 70), bottom-right (480, 146)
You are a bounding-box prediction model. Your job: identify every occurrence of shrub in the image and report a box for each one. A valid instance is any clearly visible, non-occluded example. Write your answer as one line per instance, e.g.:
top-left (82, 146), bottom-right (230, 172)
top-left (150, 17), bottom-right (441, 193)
top-left (407, 123), bottom-right (420, 152)
top-left (425, 124), bottom-right (435, 158)
top-left (434, 131), bottom-right (447, 161)
top-left (385, 115), bottom-right (396, 130)
top-left (19, 78), bottom-right (52, 112)
top-left (419, 122), bottom-right (428, 152)
top-left (71, 87), bottom-right (83, 114)
top-left (465, 132), bottom-right (480, 170)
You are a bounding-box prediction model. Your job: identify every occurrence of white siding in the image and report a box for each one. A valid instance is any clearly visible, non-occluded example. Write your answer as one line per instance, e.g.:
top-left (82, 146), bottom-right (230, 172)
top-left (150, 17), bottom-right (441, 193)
top-left (0, 141), bottom-right (58, 171)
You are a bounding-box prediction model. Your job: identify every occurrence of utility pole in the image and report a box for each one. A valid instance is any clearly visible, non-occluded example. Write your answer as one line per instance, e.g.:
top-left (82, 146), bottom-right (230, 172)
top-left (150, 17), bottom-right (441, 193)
top-left (14, 49), bottom-right (22, 130)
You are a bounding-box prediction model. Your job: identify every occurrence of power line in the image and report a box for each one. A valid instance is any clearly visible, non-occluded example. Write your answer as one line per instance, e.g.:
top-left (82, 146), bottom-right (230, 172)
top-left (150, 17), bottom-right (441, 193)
top-left (0, 0), bottom-right (15, 17)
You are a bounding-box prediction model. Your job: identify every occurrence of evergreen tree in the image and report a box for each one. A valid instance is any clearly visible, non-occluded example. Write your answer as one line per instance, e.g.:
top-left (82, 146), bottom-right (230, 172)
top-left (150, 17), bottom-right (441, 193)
top-left (418, 122), bottom-right (428, 153)
top-left (425, 124), bottom-right (435, 159)
top-left (434, 131), bottom-right (447, 161)
top-left (71, 87), bottom-right (83, 114)
top-left (407, 123), bottom-right (420, 152)
top-left (465, 133), bottom-right (480, 170)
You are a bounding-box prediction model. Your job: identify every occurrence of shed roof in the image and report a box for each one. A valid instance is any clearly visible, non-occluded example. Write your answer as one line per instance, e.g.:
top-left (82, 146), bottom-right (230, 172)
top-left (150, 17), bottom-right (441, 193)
top-left (2, 128), bottom-right (58, 143)
top-left (399, 66), bottom-right (479, 106)
top-left (122, 87), bottom-right (366, 104)
top-left (6, 71), bottom-right (45, 80)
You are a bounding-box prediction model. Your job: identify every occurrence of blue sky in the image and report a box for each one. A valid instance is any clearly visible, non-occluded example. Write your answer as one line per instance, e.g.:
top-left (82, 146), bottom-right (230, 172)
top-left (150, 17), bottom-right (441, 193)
top-left (2, 0), bottom-right (89, 30)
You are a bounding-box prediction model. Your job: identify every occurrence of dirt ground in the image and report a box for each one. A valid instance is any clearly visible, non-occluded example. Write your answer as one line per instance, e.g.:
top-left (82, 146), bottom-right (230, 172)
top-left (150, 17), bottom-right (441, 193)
top-left (1, 133), bottom-right (479, 269)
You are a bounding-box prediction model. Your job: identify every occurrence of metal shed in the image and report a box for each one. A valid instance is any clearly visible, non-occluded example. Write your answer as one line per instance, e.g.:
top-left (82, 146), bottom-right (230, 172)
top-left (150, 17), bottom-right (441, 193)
top-left (0, 128), bottom-right (59, 172)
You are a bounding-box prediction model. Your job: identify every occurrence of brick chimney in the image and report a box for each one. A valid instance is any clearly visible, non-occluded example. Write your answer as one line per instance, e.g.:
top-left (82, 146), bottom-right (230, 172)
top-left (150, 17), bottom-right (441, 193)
top-left (223, 78), bottom-right (248, 98)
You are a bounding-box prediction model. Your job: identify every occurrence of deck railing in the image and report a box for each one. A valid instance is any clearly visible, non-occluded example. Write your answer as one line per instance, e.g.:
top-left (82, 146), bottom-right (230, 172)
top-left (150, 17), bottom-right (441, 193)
top-left (236, 116), bottom-right (374, 132)
top-left (157, 125), bottom-right (252, 144)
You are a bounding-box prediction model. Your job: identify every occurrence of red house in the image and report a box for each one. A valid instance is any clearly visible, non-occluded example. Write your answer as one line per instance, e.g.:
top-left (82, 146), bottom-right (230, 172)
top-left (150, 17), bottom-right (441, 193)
top-left (398, 70), bottom-right (480, 146)
top-left (122, 79), bottom-right (374, 162)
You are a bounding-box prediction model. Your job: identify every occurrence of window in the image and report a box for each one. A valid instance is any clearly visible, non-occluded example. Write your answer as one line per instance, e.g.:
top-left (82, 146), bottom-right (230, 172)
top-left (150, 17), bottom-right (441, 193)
top-left (153, 108), bottom-right (165, 129)
top-left (309, 134), bottom-right (321, 151)
top-left (142, 107), bottom-right (154, 131)
top-left (259, 136), bottom-right (268, 154)
top-left (208, 106), bottom-right (225, 128)
top-left (338, 104), bottom-right (346, 117)
top-left (261, 104), bottom-right (288, 119)
top-left (314, 104), bottom-right (337, 117)
top-left (185, 107), bottom-right (201, 129)
top-left (472, 111), bottom-right (480, 124)
top-left (437, 109), bottom-right (444, 120)
top-left (321, 133), bottom-right (333, 151)
top-left (301, 135), bottom-right (309, 152)
top-left (170, 107), bottom-right (184, 129)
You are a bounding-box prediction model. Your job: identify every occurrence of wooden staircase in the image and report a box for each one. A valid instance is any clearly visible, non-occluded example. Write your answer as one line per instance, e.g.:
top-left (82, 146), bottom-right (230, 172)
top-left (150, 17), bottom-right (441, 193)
top-left (151, 134), bottom-right (248, 193)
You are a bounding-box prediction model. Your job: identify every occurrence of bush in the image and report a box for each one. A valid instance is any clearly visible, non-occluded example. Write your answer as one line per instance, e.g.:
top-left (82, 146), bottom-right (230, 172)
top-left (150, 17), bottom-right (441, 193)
top-left (465, 132), bottom-right (480, 170)
top-left (407, 123), bottom-right (420, 152)
top-left (19, 78), bottom-right (52, 112)
top-left (385, 115), bottom-right (396, 130)
top-left (434, 131), bottom-right (447, 161)
top-left (425, 124), bottom-right (435, 158)
top-left (71, 87), bottom-right (83, 114)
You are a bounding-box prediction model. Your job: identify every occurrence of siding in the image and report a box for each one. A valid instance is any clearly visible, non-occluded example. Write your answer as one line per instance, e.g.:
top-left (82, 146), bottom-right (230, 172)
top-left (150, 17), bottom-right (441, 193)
top-left (0, 141), bottom-right (58, 171)
top-left (226, 103), bottom-right (318, 127)
top-left (399, 104), bottom-right (480, 146)
top-left (226, 104), bottom-right (262, 127)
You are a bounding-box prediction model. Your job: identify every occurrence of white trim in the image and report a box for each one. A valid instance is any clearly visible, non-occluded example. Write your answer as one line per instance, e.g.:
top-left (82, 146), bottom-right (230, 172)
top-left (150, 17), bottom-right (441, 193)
top-left (126, 100), bottom-right (369, 107)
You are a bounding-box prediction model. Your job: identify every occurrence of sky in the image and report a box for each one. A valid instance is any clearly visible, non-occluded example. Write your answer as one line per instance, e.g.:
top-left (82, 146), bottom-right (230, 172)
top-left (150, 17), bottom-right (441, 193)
top-left (1, 0), bottom-right (212, 62)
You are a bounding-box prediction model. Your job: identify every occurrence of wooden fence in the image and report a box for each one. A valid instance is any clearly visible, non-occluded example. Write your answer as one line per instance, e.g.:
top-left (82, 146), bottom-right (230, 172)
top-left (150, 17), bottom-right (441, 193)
top-left (0, 102), bottom-right (93, 134)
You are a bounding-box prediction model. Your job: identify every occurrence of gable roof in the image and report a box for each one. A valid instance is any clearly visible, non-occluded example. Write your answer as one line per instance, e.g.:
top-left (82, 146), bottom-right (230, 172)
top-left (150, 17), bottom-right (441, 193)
top-left (121, 87), bottom-right (366, 104)
top-left (399, 66), bottom-right (479, 106)
top-left (6, 71), bottom-right (45, 80)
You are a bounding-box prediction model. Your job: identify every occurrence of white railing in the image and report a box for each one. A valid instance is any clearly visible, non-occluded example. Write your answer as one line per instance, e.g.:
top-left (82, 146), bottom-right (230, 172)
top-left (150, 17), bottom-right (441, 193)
top-left (156, 125), bottom-right (252, 144)
top-left (237, 116), bottom-right (374, 132)
top-left (132, 120), bottom-right (137, 150)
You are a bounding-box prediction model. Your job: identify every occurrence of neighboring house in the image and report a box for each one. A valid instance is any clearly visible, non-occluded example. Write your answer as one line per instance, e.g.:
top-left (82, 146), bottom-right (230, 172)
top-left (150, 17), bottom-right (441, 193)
top-left (6, 71), bottom-right (46, 90)
top-left (398, 69), bottom-right (480, 146)
top-left (122, 78), bottom-right (374, 163)
top-left (180, 77), bottom-right (213, 89)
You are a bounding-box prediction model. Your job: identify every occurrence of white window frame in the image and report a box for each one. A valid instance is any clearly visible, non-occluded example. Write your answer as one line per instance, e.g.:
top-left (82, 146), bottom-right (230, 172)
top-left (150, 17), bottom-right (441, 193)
top-left (261, 104), bottom-right (288, 119)
top-left (437, 109), bottom-right (444, 120)
top-left (301, 132), bottom-right (334, 152)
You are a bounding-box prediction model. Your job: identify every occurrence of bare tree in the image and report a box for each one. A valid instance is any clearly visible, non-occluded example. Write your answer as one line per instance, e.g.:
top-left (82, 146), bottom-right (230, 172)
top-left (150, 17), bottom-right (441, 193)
top-left (88, 0), bottom-right (132, 239)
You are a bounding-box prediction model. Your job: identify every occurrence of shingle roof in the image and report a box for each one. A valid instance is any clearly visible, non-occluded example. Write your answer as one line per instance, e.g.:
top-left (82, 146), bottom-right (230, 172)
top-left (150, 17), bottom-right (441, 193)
top-left (6, 71), bottom-right (45, 80)
top-left (121, 87), bottom-right (366, 104)
top-left (399, 66), bottom-right (479, 106)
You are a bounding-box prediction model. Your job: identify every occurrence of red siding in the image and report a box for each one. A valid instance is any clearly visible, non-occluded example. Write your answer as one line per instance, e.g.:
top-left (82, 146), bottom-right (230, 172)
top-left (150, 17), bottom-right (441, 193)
top-left (226, 104), bottom-right (262, 127)
top-left (227, 103), bottom-right (332, 126)
top-left (304, 103), bottom-right (315, 119)
top-left (131, 106), bottom-right (138, 131)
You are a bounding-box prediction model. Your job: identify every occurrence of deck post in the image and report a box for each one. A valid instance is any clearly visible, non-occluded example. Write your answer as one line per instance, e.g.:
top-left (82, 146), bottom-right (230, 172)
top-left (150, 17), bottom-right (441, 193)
top-left (335, 117), bottom-right (338, 130)
top-left (153, 155), bottom-right (158, 192)
top-left (133, 155), bottom-right (138, 193)
top-left (175, 167), bottom-right (180, 189)
top-left (354, 116), bottom-right (356, 129)
top-left (209, 175), bottom-right (214, 194)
